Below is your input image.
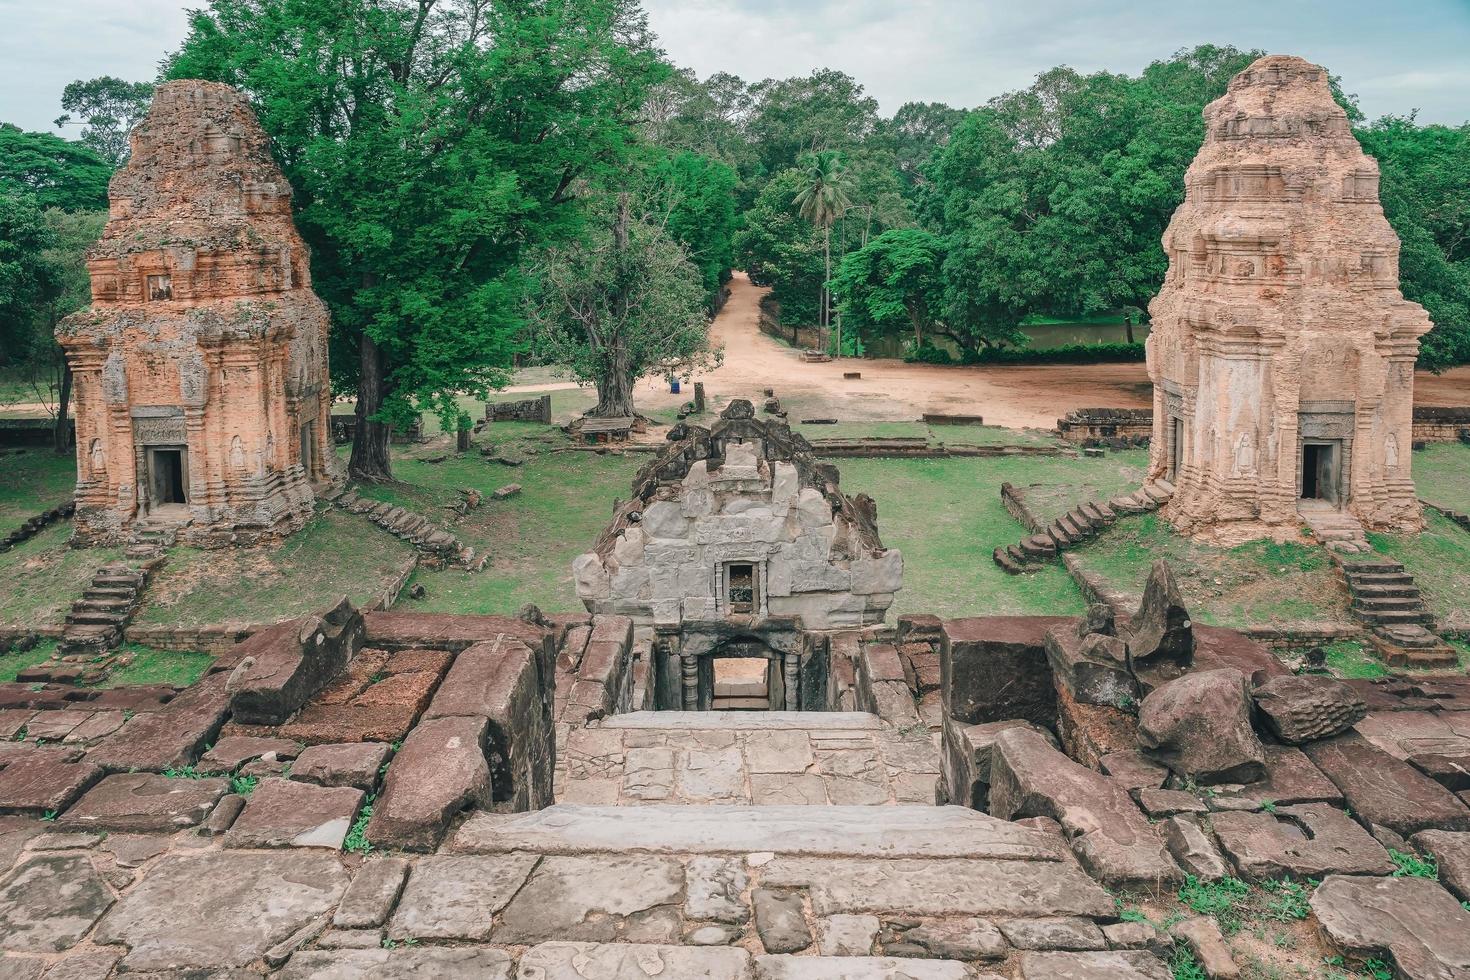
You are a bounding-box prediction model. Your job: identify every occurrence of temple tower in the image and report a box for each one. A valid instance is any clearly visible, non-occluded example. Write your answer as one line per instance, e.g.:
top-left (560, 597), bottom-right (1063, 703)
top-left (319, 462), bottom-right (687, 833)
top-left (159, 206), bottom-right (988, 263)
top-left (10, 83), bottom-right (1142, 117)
top-left (58, 80), bottom-right (332, 547)
top-left (1145, 55), bottom-right (1432, 544)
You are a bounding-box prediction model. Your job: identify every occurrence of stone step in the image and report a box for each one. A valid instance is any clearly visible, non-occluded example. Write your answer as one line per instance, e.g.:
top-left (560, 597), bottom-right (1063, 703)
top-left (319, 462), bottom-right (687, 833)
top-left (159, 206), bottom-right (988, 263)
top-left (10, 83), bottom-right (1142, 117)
top-left (1020, 535), bottom-right (1057, 559)
top-left (83, 586), bottom-right (137, 601)
top-left (1340, 561), bottom-right (1407, 575)
top-left (1058, 514), bottom-right (1088, 540)
top-left (992, 546), bottom-right (1030, 576)
top-left (65, 609), bottom-right (129, 627)
top-left (710, 697), bottom-right (769, 710)
top-left (92, 575), bottom-right (145, 589)
top-left (1081, 501), bottom-right (1114, 525)
top-left (1354, 584), bottom-right (1421, 599)
top-left (1356, 609), bottom-right (1435, 627)
top-left (1140, 483), bottom-right (1172, 504)
top-left (72, 598), bottom-right (134, 614)
top-left (449, 803), bottom-right (1070, 861)
top-left (1047, 524), bottom-right (1076, 549)
top-left (599, 711), bottom-right (882, 731)
top-left (1343, 573), bottom-right (1415, 588)
top-left (1352, 596), bottom-right (1423, 613)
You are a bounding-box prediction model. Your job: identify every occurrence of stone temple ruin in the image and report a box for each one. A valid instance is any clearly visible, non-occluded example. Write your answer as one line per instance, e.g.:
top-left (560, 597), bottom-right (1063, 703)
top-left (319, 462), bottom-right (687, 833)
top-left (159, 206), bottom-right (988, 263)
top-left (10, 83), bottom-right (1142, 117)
top-left (57, 80), bottom-right (332, 548)
top-left (573, 400), bottom-right (902, 710)
top-left (1145, 55), bottom-right (1433, 544)
top-left (3, 60), bottom-right (1470, 980)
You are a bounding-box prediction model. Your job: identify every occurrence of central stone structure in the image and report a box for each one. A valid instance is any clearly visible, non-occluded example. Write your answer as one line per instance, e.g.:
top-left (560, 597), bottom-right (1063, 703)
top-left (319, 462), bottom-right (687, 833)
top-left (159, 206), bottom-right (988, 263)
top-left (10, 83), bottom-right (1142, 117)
top-left (58, 80), bottom-right (332, 546)
top-left (1145, 55), bottom-right (1432, 543)
top-left (574, 401), bottom-right (902, 709)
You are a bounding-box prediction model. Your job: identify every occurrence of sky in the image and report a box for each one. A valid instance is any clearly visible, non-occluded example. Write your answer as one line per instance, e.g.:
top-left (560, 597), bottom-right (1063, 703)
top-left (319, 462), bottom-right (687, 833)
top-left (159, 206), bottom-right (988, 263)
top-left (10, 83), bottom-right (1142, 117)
top-left (0, 0), bottom-right (1467, 135)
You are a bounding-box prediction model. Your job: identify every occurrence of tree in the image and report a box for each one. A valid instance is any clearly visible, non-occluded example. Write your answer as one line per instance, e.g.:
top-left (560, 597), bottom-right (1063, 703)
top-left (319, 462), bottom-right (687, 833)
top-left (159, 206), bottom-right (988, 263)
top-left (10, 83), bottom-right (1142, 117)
top-left (528, 194), bottom-right (719, 417)
top-left (641, 150), bottom-right (738, 302)
top-left (0, 125), bottom-right (112, 211)
top-left (792, 151), bottom-right (853, 347)
top-left (733, 168), bottom-right (825, 325)
top-left (884, 101), bottom-right (966, 192)
top-left (168, 0), bottom-right (667, 481)
top-left (54, 77), bottom-right (155, 166)
top-left (0, 195), bottom-right (58, 362)
top-left (747, 69), bottom-right (879, 177)
top-left (831, 228), bottom-right (944, 350)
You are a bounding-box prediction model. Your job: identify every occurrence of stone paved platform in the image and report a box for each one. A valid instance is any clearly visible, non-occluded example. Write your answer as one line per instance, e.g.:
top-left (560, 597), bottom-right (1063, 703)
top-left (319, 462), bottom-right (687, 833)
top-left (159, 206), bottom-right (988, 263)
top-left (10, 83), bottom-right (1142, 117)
top-left (556, 713), bottom-right (940, 806)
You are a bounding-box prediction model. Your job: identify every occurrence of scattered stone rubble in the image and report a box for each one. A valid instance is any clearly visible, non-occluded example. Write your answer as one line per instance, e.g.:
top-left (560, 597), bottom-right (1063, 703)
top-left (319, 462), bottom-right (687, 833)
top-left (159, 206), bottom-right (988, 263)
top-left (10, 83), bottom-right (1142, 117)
top-left (334, 488), bottom-right (484, 569)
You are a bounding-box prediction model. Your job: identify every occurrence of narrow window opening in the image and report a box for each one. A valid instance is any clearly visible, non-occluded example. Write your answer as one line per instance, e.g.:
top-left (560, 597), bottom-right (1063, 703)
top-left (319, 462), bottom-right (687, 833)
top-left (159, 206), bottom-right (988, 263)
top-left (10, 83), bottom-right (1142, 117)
top-left (146, 274), bottom-right (173, 301)
top-left (727, 563), bottom-right (755, 613)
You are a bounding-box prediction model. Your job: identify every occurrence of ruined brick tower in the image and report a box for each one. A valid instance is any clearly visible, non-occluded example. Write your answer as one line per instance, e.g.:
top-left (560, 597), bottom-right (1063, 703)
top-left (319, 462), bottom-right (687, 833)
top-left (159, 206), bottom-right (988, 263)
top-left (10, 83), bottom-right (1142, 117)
top-left (58, 80), bottom-right (332, 546)
top-left (1145, 55), bottom-right (1432, 544)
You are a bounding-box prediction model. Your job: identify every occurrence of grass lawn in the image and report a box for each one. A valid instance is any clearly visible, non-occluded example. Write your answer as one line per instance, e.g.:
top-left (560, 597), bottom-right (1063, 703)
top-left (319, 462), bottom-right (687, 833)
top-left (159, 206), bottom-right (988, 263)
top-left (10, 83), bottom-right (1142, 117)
top-left (0, 448), bottom-right (75, 527)
top-left (403, 446), bottom-right (644, 615)
top-left (99, 645), bottom-right (215, 688)
top-left (1413, 442), bottom-right (1470, 513)
top-left (1070, 512), bottom-right (1353, 630)
top-left (836, 455), bottom-right (1092, 621)
top-left (137, 509), bottom-right (414, 629)
top-left (0, 523), bottom-right (121, 628)
top-left (1010, 449), bottom-right (1149, 526)
top-left (1368, 509), bottom-right (1470, 632)
top-left (0, 641), bottom-right (57, 682)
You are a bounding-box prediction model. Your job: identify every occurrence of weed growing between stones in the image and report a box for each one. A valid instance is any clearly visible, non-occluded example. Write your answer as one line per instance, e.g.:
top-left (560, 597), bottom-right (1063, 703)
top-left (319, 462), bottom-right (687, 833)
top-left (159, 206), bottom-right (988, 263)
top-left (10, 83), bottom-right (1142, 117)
top-left (1178, 875), bottom-right (1252, 933)
top-left (162, 765), bottom-right (204, 779)
top-left (344, 796), bottom-right (375, 853)
top-left (1170, 944), bottom-right (1208, 980)
top-left (229, 775), bottom-right (258, 796)
top-left (1389, 848), bottom-right (1439, 879)
top-left (1259, 879), bottom-right (1313, 922)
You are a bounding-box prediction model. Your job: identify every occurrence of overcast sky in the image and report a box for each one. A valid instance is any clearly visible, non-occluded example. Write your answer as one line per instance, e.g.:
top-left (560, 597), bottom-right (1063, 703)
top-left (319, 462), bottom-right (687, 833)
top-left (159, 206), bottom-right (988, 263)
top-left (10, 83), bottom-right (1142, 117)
top-left (1, 0), bottom-right (1466, 135)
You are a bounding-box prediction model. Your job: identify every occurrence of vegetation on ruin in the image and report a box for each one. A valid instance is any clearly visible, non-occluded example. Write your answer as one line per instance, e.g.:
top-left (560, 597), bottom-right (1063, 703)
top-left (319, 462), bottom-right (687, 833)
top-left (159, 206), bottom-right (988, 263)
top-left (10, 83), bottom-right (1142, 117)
top-left (1367, 510), bottom-right (1470, 630)
top-left (95, 645), bottom-right (214, 688)
top-left (0, 523), bottom-right (121, 628)
top-left (0, 448), bottom-right (75, 525)
top-left (0, 641), bottom-right (55, 683)
top-left (1413, 442), bottom-right (1470, 513)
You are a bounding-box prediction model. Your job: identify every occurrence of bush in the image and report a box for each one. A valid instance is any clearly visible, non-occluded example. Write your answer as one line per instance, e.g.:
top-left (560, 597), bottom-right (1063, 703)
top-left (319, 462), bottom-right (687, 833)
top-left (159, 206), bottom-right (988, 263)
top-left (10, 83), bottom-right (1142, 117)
top-left (960, 342), bottom-right (1147, 365)
top-left (902, 341), bottom-right (955, 364)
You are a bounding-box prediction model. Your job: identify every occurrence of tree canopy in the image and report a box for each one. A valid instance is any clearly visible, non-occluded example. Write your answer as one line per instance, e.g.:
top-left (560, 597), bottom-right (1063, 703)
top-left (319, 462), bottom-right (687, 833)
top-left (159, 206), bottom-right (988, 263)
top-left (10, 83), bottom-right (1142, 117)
top-left (54, 76), bottom-right (155, 166)
top-left (0, 125), bottom-right (112, 212)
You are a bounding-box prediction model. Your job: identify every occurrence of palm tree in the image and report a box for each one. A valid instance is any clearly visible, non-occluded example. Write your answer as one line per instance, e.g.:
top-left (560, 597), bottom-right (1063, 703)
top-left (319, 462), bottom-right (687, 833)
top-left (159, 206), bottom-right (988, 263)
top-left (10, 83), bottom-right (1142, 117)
top-left (792, 151), bottom-right (853, 351)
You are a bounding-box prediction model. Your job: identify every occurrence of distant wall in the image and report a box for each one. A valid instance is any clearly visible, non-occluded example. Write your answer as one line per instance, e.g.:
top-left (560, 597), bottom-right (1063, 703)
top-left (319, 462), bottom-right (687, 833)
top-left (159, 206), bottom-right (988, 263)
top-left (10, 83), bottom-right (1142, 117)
top-left (1057, 406), bottom-right (1470, 446)
top-left (330, 414), bottom-right (424, 445)
top-left (759, 295), bottom-right (823, 351)
top-left (486, 394), bottom-right (552, 424)
top-left (0, 418), bottom-right (71, 449)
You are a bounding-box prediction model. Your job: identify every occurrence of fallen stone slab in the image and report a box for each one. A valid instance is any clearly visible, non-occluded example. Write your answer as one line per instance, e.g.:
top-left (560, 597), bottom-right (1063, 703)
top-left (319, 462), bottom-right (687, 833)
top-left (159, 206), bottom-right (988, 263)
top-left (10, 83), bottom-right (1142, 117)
top-left (494, 854), bottom-right (684, 944)
top-left (387, 853), bottom-right (538, 941)
top-left (86, 671), bottom-right (230, 773)
top-left (756, 956), bottom-right (972, 979)
top-left (1019, 950), bottom-right (1173, 979)
top-left (1163, 815), bottom-right (1230, 881)
top-left (1251, 674), bottom-right (1366, 744)
top-left (1170, 917), bottom-right (1240, 980)
top-left (1098, 751), bottom-right (1170, 793)
top-left (1120, 560), bottom-right (1194, 676)
top-left (758, 856), bottom-right (1114, 919)
top-left (199, 735), bottom-right (302, 773)
top-left (450, 803), bottom-right (1069, 861)
top-left (334, 856), bottom-right (409, 929)
top-left (0, 854), bottom-right (113, 952)
top-left (989, 727), bottom-right (1181, 888)
top-left (0, 756), bottom-right (102, 816)
top-left (1137, 669), bottom-right (1265, 785)
top-left (518, 942), bottom-right (750, 979)
top-left (1412, 830), bottom-right (1470, 903)
top-left (943, 719), bottom-right (1057, 810)
top-left (56, 772), bottom-right (226, 832)
top-left (290, 741), bottom-right (392, 791)
top-left (754, 888), bottom-right (812, 954)
top-left (92, 851), bottom-right (348, 971)
top-left (226, 601), bottom-right (364, 725)
top-left (1211, 803), bottom-right (1393, 880)
top-left (1207, 745), bottom-right (1342, 811)
top-left (423, 634), bottom-right (553, 811)
top-left (363, 611), bottom-right (549, 654)
top-left (1044, 626), bottom-right (1137, 709)
top-left (941, 617), bottom-right (1070, 726)
top-left (493, 483), bottom-right (522, 499)
top-left (279, 947), bottom-right (514, 979)
top-left (367, 715), bottom-right (491, 851)
top-left (997, 917), bottom-right (1106, 952)
top-left (224, 777), bottom-right (364, 849)
top-left (1302, 733), bottom-right (1470, 836)
top-left (1310, 875), bottom-right (1470, 979)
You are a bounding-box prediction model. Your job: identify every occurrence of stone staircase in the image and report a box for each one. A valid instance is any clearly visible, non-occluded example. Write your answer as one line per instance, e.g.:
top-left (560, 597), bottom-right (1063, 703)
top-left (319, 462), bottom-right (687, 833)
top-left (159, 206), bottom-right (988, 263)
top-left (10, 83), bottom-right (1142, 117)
top-left (993, 480), bottom-right (1172, 575)
top-left (1299, 503), bottom-right (1372, 554)
top-left (1333, 555), bottom-right (1458, 667)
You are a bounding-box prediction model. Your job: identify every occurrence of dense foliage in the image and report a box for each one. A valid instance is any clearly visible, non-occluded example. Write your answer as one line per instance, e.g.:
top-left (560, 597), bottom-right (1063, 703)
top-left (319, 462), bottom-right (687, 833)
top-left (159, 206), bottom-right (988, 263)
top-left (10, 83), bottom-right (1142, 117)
top-left (0, 125), bottom-right (111, 211)
top-left (167, 0), bottom-right (669, 479)
top-left (54, 76), bottom-right (156, 166)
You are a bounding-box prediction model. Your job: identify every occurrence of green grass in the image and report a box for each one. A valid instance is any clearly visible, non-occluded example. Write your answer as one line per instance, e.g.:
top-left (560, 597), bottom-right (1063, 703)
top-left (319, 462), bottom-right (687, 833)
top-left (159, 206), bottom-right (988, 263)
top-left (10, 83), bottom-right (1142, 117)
top-left (1072, 512), bottom-right (1350, 630)
top-left (0, 448), bottom-right (75, 527)
top-left (0, 641), bottom-right (56, 682)
top-left (836, 455), bottom-right (1095, 620)
top-left (1368, 510), bottom-right (1470, 631)
top-left (137, 509), bottom-right (413, 629)
top-left (1321, 640), bottom-right (1390, 679)
top-left (0, 523), bottom-right (122, 628)
top-left (96, 645), bottom-right (214, 688)
top-left (1178, 874), bottom-right (1252, 934)
top-left (404, 447), bottom-right (644, 615)
top-left (1390, 849), bottom-right (1438, 879)
top-left (1414, 442), bottom-right (1470, 514)
top-left (1014, 449), bottom-right (1149, 526)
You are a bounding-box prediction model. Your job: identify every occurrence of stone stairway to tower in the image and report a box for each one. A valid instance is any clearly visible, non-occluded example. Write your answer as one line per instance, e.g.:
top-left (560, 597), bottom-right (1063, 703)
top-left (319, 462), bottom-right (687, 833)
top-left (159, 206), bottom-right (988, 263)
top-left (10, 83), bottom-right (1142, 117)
top-left (993, 480), bottom-right (1172, 575)
top-left (1334, 555), bottom-right (1458, 667)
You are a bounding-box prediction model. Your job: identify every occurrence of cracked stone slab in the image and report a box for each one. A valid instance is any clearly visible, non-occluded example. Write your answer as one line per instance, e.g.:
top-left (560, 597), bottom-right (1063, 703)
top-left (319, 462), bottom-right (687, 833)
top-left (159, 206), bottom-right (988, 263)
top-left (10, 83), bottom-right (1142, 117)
top-left (57, 773), bottom-right (226, 833)
top-left (744, 732), bottom-right (814, 773)
top-left (685, 856), bottom-right (749, 924)
top-left (334, 857), bottom-right (410, 929)
top-left (223, 777), bottom-right (364, 850)
top-left (387, 854), bottom-right (538, 941)
top-left (92, 851), bottom-right (348, 970)
top-left (518, 942), bottom-right (751, 979)
top-left (1210, 803), bottom-right (1393, 880)
top-left (0, 854), bottom-right (113, 953)
top-left (280, 947), bottom-right (514, 979)
top-left (759, 857), bottom-right (1114, 918)
top-left (755, 956), bottom-right (972, 979)
top-left (494, 854), bottom-right (684, 944)
top-left (1310, 875), bottom-right (1470, 979)
top-left (1018, 950), bottom-right (1173, 979)
top-left (450, 804), bottom-right (1069, 860)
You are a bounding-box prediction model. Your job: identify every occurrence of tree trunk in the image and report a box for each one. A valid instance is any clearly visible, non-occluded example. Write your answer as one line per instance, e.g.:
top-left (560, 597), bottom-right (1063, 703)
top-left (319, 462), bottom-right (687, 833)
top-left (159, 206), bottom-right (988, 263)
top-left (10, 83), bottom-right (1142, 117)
top-left (348, 331), bottom-right (394, 482)
top-left (589, 195), bottom-right (637, 420)
top-left (593, 343), bottom-right (635, 417)
top-left (822, 227), bottom-right (831, 350)
top-left (53, 348), bottom-right (71, 455)
top-left (1125, 313), bottom-right (1136, 345)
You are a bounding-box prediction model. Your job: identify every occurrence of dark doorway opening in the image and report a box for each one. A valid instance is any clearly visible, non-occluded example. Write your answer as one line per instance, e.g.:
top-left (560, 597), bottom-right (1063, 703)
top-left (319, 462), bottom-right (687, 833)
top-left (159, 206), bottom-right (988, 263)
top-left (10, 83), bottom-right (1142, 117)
top-left (1301, 441), bottom-right (1339, 504)
top-left (149, 448), bottom-right (188, 505)
top-left (1169, 417), bottom-right (1183, 480)
top-left (300, 420), bottom-right (316, 479)
top-left (727, 563), bottom-right (755, 613)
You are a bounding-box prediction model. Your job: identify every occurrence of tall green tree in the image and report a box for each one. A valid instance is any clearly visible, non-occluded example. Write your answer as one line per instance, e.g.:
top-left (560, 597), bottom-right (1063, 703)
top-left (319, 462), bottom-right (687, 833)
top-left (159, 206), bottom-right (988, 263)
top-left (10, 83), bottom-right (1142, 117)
top-left (0, 125), bottom-right (112, 211)
top-left (792, 151), bottom-right (853, 346)
top-left (641, 150), bottom-right (738, 302)
top-left (528, 194), bottom-right (718, 417)
top-left (54, 76), bottom-right (155, 166)
top-left (746, 69), bottom-right (879, 177)
top-left (167, 0), bottom-right (667, 481)
top-left (831, 228), bottom-right (944, 350)
top-left (733, 168), bottom-right (825, 324)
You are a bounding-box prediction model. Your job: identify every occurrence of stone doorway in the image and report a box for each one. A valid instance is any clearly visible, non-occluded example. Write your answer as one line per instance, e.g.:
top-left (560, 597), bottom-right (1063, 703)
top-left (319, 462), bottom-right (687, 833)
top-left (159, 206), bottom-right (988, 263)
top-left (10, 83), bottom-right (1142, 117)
top-left (300, 420), bottom-right (316, 481)
top-left (1168, 417), bottom-right (1183, 480)
top-left (146, 447), bottom-right (189, 507)
top-left (712, 657), bottom-right (770, 710)
top-left (1300, 440), bottom-right (1341, 505)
